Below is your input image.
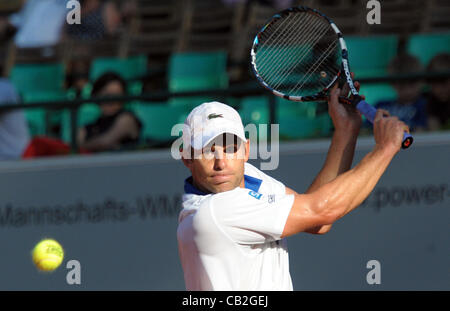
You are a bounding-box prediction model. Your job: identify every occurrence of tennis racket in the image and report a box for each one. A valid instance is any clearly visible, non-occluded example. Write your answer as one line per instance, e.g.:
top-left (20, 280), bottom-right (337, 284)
top-left (250, 6), bottom-right (413, 149)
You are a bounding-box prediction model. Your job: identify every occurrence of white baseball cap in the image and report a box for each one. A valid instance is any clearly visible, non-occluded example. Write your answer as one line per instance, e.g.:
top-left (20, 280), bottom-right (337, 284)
top-left (183, 101), bottom-right (247, 150)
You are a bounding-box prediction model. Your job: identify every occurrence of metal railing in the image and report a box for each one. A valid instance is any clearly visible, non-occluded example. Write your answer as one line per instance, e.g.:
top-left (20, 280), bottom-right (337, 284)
top-left (0, 71), bottom-right (449, 152)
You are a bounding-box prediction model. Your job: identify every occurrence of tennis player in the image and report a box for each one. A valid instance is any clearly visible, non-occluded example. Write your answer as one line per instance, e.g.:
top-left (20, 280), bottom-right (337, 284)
top-left (176, 83), bottom-right (409, 291)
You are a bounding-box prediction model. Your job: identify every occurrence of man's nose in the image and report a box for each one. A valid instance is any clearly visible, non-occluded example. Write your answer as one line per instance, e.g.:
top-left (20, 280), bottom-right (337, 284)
top-left (213, 147), bottom-right (226, 170)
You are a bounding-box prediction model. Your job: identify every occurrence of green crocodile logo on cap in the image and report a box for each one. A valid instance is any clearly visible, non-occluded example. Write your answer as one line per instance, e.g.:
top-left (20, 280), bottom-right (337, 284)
top-left (207, 113), bottom-right (223, 120)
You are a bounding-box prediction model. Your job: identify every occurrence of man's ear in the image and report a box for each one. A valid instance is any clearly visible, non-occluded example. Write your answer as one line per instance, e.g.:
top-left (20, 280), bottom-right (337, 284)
top-left (180, 147), bottom-right (193, 168)
top-left (181, 157), bottom-right (191, 168)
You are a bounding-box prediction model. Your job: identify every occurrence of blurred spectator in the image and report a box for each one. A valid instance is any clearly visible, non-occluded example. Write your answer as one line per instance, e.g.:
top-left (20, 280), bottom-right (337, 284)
top-left (77, 72), bottom-right (142, 152)
top-left (4, 0), bottom-right (67, 48)
top-left (0, 15), bottom-right (17, 43)
top-left (120, 0), bottom-right (138, 25)
top-left (66, 0), bottom-right (121, 41)
top-left (0, 75), bottom-right (30, 160)
top-left (373, 54), bottom-right (428, 132)
top-left (66, 59), bottom-right (91, 97)
top-left (425, 53), bottom-right (450, 131)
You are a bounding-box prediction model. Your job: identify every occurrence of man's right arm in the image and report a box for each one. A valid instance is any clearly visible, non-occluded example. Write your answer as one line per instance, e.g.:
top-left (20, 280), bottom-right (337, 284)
top-left (281, 109), bottom-right (409, 238)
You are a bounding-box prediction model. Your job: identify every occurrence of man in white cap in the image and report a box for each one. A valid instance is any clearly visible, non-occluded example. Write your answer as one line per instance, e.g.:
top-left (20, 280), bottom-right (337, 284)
top-left (176, 84), bottom-right (409, 290)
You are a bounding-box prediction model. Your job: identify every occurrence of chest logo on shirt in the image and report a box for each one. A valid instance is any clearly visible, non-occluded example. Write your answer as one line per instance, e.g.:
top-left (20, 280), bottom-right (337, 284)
top-left (248, 190), bottom-right (262, 200)
top-left (267, 194), bottom-right (275, 204)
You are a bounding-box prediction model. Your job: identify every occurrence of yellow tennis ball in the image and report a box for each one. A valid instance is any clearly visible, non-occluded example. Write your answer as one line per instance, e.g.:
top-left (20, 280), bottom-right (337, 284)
top-left (32, 239), bottom-right (64, 272)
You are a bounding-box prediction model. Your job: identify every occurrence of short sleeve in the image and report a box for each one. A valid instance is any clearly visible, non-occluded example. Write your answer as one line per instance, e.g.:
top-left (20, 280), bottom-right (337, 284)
top-left (211, 188), bottom-right (294, 245)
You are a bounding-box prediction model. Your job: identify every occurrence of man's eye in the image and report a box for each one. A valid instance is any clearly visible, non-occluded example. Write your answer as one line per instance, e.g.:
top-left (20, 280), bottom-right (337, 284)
top-left (203, 148), bottom-right (213, 155)
top-left (225, 145), bottom-right (238, 153)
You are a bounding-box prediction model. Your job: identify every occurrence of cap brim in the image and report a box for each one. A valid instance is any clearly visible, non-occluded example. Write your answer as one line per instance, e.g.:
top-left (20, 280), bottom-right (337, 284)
top-left (193, 128), bottom-right (247, 150)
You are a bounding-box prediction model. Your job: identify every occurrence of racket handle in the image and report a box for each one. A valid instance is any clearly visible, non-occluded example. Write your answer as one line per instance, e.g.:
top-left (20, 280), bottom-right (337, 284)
top-left (356, 100), bottom-right (413, 149)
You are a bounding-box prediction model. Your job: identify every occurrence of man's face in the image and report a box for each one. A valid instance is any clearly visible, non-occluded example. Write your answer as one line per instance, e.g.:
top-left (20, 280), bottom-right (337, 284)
top-left (182, 133), bottom-right (250, 194)
top-left (98, 80), bottom-right (125, 116)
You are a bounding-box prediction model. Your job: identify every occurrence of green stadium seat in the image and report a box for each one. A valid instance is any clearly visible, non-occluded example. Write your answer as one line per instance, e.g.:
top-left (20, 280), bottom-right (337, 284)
top-left (276, 98), bottom-right (332, 140)
top-left (239, 96), bottom-right (270, 141)
top-left (277, 97), bottom-right (318, 119)
top-left (21, 91), bottom-right (70, 137)
top-left (21, 90), bottom-right (68, 104)
top-left (345, 35), bottom-right (398, 78)
top-left (10, 65), bottom-right (66, 136)
top-left (90, 55), bottom-right (148, 81)
top-left (90, 55), bottom-right (148, 96)
top-left (406, 32), bottom-right (450, 66)
top-left (133, 102), bottom-right (188, 143)
top-left (239, 96), bottom-right (270, 125)
top-left (60, 104), bottom-right (102, 144)
top-left (25, 109), bottom-right (46, 137)
top-left (168, 51), bottom-right (228, 111)
top-left (10, 63), bottom-right (65, 96)
top-left (278, 114), bottom-right (330, 140)
top-left (359, 83), bottom-right (397, 106)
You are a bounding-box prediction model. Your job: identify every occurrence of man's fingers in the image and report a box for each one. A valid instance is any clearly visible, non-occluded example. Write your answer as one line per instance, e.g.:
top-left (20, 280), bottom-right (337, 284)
top-left (379, 109), bottom-right (390, 117)
top-left (354, 81), bottom-right (360, 92)
top-left (340, 80), bottom-right (350, 96)
top-left (330, 82), bottom-right (338, 93)
top-left (374, 109), bottom-right (390, 122)
top-left (331, 86), bottom-right (341, 100)
top-left (404, 124), bottom-right (410, 134)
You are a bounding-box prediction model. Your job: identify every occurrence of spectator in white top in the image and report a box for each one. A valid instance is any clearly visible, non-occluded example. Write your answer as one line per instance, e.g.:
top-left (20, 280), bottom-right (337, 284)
top-left (2, 0), bottom-right (67, 48)
top-left (0, 76), bottom-right (30, 160)
top-left (177, 78), bottom-right (410, 290)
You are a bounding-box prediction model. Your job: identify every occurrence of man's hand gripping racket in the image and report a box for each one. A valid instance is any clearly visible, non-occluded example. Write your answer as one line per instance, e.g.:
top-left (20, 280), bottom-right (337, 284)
top-left (250, 6), bottom-right (413, 149)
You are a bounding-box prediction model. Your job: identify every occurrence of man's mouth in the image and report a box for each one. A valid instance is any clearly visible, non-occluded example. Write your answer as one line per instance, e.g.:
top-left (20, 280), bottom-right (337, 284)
top-left (210, 174), bottom-right (232, 184)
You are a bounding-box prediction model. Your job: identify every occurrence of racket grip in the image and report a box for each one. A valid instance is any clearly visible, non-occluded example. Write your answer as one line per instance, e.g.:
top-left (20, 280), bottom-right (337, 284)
top-left (356, 100), bottom-right (413, 149)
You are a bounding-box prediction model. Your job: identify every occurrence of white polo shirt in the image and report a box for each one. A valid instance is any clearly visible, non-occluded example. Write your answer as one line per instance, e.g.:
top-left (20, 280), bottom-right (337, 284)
top-left (177, 163), bottom-right (295, 291)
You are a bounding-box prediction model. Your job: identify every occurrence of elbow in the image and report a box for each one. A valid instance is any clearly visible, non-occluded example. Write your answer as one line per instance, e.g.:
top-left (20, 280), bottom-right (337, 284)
top-left (313, 193), bottom-right (351, 226)
top-left (316, 225), bottom-right (333, 235)
top-left (313, 201), bottom-right (340, 226)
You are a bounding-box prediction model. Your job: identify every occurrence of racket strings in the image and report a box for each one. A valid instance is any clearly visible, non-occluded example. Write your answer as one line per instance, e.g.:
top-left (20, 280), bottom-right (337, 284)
top-left (256, 13), bottom-right (309, 74)
top-left (257, 13), bottom-right (318, 78)
top-left (254, 11), bottom-right (341, 96)
top-left (259, 17), bottom-right (326, 91)
top-left (290, 39), bottom-right (338, 93)
top-left (257, 13), bottom-right (337, 95)
top-left (264, 14), bottom-right (327, 88)
top-left (270, 18), bottom-right (332, 90)
top-left (290, 36), bottom-right (339, 91)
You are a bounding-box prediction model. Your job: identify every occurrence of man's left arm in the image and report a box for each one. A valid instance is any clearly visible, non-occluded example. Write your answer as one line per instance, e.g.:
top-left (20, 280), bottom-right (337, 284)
top-left (286, 79), bottom-right (363, 234)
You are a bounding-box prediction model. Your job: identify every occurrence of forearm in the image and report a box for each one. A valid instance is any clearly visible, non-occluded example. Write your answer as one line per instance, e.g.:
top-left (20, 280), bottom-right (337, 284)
top-left (307, 130), bottom-right (358, 194)
top-left (311, 145), bottom-right (396, 222)
top-left (304, 131), bottom-right (358, 233)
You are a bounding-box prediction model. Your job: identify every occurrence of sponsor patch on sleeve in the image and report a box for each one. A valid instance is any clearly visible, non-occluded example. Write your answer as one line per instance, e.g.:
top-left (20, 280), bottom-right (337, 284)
top-left (248, 190), bottom-right (262, 200)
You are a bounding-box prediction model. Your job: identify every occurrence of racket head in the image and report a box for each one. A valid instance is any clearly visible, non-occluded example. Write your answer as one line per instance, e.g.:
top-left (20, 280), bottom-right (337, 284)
top-left (251, 6), bottom-right (356, 102)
